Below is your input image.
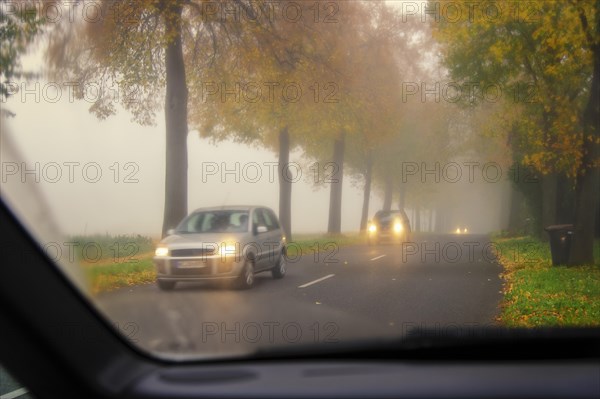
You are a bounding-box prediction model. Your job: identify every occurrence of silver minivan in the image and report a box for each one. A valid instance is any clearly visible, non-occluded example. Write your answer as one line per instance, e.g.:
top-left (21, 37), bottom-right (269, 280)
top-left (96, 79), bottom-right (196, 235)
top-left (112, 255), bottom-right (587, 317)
top-left (153, 206), bottom-right (286, 290)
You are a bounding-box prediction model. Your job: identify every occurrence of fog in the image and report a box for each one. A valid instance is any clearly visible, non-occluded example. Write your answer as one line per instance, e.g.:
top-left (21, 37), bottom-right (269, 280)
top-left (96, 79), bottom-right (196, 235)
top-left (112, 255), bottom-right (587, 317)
top-left (2, 89), bottom-right (511, 238)
top-left (0, 1), bottom-right (515, 240)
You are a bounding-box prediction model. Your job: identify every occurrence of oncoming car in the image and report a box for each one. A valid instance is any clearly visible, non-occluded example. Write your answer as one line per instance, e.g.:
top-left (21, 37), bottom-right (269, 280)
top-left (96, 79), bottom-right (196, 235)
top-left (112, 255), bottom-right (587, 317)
top-left (153, 206), bottom-right (286, 290)
top-left (367, 209), bottom-right (411, 245)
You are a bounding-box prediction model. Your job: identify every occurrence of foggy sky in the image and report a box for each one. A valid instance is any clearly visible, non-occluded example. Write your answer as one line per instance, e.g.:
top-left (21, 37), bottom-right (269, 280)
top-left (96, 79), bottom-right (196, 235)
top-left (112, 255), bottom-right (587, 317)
top-left (2, 86), bottom-right (511, 238)
top-left (1, 22), bottom-right (511, 239)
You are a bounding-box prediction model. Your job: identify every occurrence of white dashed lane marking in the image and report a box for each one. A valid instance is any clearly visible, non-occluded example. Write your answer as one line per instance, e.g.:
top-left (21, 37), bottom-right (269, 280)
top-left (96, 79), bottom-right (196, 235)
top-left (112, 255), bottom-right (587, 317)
top-left (298, 274), bottom-right (335, 288)
top-left (1, 388), bottom-right (29, 399)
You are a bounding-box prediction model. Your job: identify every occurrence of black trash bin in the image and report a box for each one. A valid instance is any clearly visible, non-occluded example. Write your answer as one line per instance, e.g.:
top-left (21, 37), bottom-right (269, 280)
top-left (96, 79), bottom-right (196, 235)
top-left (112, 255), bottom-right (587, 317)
top-left (544, 224), bottom-right (574, 266)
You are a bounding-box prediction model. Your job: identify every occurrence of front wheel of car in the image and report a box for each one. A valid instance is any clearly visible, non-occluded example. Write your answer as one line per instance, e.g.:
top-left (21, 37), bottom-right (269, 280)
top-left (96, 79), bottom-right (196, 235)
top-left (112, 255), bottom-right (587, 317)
top-left (157, 280), bottom-right (176, 291)
top-left (271, 252), bottom-right (286, 279)
top-left (236, 260), bottom-right (255, 289)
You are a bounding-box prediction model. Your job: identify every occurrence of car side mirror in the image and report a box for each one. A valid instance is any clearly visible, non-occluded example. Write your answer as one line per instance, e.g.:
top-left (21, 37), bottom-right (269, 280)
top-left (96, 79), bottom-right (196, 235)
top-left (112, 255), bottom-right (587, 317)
top-left (254, 225), bottom-right (268, 234)
top-left (166, 228), bottom-right (176, 236)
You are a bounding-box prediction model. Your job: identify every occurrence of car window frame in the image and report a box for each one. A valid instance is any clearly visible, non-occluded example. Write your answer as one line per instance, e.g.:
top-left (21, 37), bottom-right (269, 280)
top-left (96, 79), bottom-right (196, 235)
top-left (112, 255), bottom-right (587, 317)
top-left (252, 208), bottom-right (267, 232)
top-left (264, 208), bottom-right (281, 230)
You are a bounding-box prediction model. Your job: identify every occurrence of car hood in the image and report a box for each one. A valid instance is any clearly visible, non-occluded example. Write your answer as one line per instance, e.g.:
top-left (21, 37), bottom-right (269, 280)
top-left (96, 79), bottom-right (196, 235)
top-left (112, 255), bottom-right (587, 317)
top-left (160, 233), bottom-right (248, 248)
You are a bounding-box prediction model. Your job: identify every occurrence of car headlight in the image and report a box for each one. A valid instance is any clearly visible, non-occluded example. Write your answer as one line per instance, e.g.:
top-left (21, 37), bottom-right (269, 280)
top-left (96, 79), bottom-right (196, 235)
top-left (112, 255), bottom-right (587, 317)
top-left (368, 224), bottom-right (377, 233)
top-left (219, 242), bottom-right (239, 257)
top-left (155, 247), bottom-right (169, 257)
top-left (455, 228), bottom-right (462, 234)
top-left (463, 228), bottom-right (468, 234)
top-left (393, 222), bottom-right (403, 233)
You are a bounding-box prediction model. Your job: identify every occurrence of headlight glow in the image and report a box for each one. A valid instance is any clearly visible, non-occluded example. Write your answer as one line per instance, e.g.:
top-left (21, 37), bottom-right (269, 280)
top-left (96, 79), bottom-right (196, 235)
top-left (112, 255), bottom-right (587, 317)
top-left (219, 242), bottom-right (239, 257)
top-left (463, 228), bottom-right (468, 233)
top-left (368, 224), bottom-right (377, 233)
top-left (393, 222), bottom-right (403, 233)
top-left (456, 228), bottom-right (461, 234)
top-left (155, 247), bottom-right (169, 257)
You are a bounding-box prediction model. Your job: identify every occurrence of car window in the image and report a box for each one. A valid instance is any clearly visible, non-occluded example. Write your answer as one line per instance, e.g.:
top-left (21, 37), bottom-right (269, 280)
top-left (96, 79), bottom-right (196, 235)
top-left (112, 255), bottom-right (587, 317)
top-left (265, 209), bottom-right (280, 230)
top-left (178, 213), bottom-right (205, 233)
top-left (176, 211), bottom-right (248, 233)
top-left (252, 209), bottom-right (266, 229)
top-left (1, 0), bottom-right (598, 364)
top-left (230, 212), bottom-right (249, 232)
top-left (260, 208), bottom-right (277, 231)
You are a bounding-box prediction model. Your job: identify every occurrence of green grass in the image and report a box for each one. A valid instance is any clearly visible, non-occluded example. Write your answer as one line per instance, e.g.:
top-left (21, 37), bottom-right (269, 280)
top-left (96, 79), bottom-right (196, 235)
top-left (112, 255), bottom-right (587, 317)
top-left (86, 257), bottom-right (156, 295)
top-left (67, 234), bottom-right (156, 294)
top-left (493, 236), bottom-right (600, 327)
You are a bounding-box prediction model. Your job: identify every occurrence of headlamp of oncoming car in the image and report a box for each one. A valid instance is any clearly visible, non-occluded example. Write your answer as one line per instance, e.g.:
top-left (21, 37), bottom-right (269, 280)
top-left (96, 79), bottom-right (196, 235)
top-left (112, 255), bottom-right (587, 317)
top-left (155, 247), bottom-right (169, 257)
top-left (219, 241), bottom-right (240, 257)
top-left (393, 220), bottom-right (403, 233)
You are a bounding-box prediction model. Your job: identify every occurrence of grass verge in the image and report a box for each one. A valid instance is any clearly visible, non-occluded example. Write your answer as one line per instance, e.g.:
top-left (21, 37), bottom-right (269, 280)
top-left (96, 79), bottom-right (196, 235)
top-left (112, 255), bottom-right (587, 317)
top-left (69, 234), bottom-right (156, 295)
top-left (86, 257), bottom-right (155, 295)
top-left (493, 236), bottom-right (600, 327)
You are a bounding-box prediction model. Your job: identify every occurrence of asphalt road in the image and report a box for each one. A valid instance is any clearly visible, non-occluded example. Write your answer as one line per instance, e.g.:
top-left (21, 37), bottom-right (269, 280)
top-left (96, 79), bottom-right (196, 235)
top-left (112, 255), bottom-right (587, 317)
top-left (95, 234), bottom-right (504, 359)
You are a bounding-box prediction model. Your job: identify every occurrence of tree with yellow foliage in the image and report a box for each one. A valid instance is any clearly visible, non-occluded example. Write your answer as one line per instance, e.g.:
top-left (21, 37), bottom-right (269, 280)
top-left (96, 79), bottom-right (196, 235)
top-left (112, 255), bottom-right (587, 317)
top-left (433, 0), bottom-right (599, 264)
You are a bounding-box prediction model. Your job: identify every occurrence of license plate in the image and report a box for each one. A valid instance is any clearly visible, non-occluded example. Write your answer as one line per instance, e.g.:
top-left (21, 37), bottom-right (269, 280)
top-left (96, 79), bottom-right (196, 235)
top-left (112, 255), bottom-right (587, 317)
top-left (176, 260), bottom-right (206, 269)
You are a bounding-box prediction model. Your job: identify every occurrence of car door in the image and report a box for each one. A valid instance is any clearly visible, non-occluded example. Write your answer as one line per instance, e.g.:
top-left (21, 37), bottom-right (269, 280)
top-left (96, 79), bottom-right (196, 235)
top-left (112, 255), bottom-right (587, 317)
top-left (250, 208), bottom-right (279, 271)
top-left (260, 208), bottom-right (283, 269)
top-left (250, 208), bottom-right (268, 270)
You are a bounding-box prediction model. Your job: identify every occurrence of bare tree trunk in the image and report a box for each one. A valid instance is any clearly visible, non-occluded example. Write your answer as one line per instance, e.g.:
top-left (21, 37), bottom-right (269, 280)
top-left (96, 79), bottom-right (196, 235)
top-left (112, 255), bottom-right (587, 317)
top-left (435, 206), bottom-right (445, 233)
top-left (428, 208), bottom-right (434, 232)
top-left (414, 205), bottom-right (421, 233)
top-left (540, 173), bottom-right (557, 241)
top-left (161, 2), bottom-right (188, 237)
top-left (596, 197), bottom-right (600, 238)
top-left (570, 8), bottom-right (600, 265)
top-left (570, 168), bottom-right (599, 265)
top-left (382, 174), bottom-right (393, 211)
top-left (508, 186), bottom-right (525, 234)
top-left (278, 127), bottom-right (292, 241)
top-left (327, 132), bottom-right (345, 234)
top-left (556, 174), bottom-right (575, 224)
top-left (359, 150), bottom-right (373, 232)
top-left (398, 183), bottom-right (406, 211)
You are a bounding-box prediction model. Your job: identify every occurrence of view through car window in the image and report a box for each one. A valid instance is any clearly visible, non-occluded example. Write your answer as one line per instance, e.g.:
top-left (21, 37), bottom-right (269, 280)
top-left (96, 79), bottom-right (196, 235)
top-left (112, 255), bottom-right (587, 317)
top-left (1, 0), bottom-right (599, 360)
